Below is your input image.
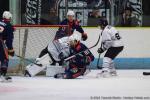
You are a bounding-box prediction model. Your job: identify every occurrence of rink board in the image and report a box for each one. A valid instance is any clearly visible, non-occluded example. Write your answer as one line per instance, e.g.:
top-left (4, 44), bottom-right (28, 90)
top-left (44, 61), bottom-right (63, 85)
top-left (8, 58), bottom-right (150, 69)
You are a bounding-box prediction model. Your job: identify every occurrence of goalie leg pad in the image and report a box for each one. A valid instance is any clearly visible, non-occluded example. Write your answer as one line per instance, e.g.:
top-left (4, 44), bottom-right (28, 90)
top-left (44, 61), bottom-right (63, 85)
top-left (26, 54), bottom-right (53, 77)
top-left (46, 65), bottom-right (65, 77)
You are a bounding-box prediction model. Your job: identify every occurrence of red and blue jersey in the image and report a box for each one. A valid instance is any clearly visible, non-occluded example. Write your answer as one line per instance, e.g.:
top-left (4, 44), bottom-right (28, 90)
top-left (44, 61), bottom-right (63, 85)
top-left (54, 19), bottom-right (87, 40)
top-left (60, 19), bottom-right (84, 35)
top-left (0, 19), bottom-right (14, 61)
top-left (69, 42), bottom-right (94, 67)
top-left (0, 20), bottom-right (14, 50)
top-left (64, 42), bottom-right (94, 79)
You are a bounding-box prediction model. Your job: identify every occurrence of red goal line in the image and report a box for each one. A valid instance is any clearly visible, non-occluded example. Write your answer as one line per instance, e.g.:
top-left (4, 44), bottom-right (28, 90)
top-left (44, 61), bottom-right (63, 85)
top-left (14, 25), bottom-right (68, 28)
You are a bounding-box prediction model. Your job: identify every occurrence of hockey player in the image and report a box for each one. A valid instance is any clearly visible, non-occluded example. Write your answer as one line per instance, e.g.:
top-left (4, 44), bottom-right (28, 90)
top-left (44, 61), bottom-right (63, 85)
top-left (38, 33), bottom-right (71, 65)
top-left (0, 11), bottom-right (15, 82)
top-left (55, 10), bottom-right (88, 41)
top-left (54, 34), bottom-right (94, 79)
top-left (97, 18), bottom-right (124, 77)
top-left (25, 34), bottom-right (73, 77)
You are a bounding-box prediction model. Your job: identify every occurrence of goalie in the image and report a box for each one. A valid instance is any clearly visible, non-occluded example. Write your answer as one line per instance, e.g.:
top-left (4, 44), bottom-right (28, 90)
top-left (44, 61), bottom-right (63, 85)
top-left (54, 34), bottom-right (95, 79)
top-left (25, 34), bottom-right (80, 77)
top-left (25, 35), bottom-right (71, 77)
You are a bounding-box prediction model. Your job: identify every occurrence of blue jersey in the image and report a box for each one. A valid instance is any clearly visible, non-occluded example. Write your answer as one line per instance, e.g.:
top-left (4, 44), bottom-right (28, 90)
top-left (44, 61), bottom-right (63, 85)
top-left (54, 19), bottom-right (86, 40)
top-left (60, 19), bottom-right (84, 35)
top-left (0, 20), bottom-right (14, 50)
top-left (69, 42), bottom-right (94, 67)
top-left (0, 20), bottom-right (14, 61)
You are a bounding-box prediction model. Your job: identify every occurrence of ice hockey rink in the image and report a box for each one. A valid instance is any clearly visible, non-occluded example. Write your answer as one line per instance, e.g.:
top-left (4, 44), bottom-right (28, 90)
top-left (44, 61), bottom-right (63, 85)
top-left (0, 70), bottom-right (150, 100)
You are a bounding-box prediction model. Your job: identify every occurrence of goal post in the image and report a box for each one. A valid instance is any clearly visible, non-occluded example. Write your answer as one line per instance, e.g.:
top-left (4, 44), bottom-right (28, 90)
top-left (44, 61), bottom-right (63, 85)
top-left (10, 25), bottom-right (68, 75)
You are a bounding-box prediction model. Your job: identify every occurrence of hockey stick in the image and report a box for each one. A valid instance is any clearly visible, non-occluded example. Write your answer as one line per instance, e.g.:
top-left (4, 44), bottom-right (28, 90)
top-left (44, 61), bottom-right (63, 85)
top-left (15, 55), bottom-right (43, 67)
top-left (0, 38), bottom-right (9, 60)
top-left (143, 72), bottom-right (150, 75)
top-left (64, 30), bottom-right (102, 61)
top-left (0, 37), bottom-right (43, 67)
top-left (97, 53), bottom-right (102, 69)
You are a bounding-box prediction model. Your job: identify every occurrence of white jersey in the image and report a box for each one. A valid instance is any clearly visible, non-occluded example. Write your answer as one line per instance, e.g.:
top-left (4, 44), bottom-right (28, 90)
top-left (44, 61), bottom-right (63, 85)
top-left (48, 36), bottom-right (70, 61)
top-left (101, 25), bottom-right (124, 50)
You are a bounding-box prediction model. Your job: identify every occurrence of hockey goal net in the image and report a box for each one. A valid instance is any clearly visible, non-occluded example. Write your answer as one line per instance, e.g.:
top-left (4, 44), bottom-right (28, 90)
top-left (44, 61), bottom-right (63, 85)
top-left (9, 25), bottom-right (68, 75)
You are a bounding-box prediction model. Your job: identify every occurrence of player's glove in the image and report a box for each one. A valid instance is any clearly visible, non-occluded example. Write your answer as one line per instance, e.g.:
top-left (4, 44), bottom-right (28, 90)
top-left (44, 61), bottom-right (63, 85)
top-left (82, 33), bottom-right (88, 41)
top-left (97, 48), bottom-right (104, 54)
top-left (8, 49), bottom-right (15, 57)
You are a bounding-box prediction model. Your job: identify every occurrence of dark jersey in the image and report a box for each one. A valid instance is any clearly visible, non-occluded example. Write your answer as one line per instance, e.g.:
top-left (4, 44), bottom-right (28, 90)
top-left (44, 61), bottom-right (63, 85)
top-left (60, 19), bottom-right (84, 35)
top-left (0, 20), bottom-right (14, 50)
top-left (69, 42), bottom-right (94, 67)
top-left (0, 20), bottom-right (14, 61)
top-left (54, 19), bottom-right (86, 40)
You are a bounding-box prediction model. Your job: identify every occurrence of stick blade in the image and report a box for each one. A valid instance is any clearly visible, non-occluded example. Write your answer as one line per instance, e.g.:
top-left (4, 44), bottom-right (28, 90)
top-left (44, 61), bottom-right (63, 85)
top-left (97, 66), bottom-right (102, 69)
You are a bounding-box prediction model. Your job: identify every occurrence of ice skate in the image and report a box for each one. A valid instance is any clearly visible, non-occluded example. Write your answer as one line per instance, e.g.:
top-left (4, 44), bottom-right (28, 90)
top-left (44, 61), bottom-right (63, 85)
top-left (110, 68), bottom-right (117, 76)
top-left (1, 76), bottom-right (12, 82)
top-left (96, 70), bottom-right (112, 78)
top-left (24, 70), bottom-right (31, 77)
top-left (54, 73), bottom-right (65, 79)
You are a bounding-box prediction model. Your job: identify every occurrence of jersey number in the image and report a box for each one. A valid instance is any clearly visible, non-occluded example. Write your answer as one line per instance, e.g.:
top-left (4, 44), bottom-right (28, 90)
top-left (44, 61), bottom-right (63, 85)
top-left (0, 26), bottom-right (4, 33)
top-left (115, 33), bottom-right (121, 40)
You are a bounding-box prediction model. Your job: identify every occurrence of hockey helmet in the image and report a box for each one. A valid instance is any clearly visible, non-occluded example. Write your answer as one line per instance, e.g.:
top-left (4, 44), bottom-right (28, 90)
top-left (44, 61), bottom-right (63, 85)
top-left (3, 11), bottom-right (12, 20)
top-left (67, 10), bottom-right (75, 16)
top-left (99, 17), bottom-right (108, 27)
top-left (69, 34), bottom-right (81, 42)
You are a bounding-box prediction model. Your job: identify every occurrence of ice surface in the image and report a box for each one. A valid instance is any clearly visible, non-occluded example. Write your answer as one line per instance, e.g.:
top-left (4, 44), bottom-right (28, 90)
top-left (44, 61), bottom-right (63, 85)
top-left (0, 70), bottom-right (150, 100)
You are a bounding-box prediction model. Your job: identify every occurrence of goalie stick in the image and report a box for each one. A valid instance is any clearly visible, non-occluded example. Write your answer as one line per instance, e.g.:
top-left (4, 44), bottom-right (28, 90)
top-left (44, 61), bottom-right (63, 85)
top-left (15, 55), bottom-right (43, 67)
top-left (143, 72), bottom-right (150, 75)
top-left (64, 30), bottom-right (103, 61)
